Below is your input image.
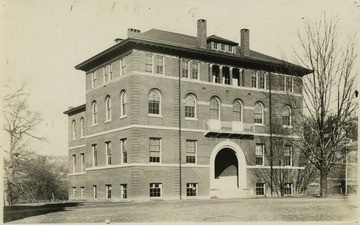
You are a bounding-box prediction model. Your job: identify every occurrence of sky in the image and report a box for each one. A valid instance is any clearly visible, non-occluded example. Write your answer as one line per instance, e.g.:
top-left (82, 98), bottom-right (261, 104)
top-left (1, 0), bottom-right (359, 156)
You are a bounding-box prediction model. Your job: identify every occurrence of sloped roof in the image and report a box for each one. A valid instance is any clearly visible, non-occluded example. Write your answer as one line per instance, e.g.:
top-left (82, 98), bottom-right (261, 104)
top-left (207, 35), bottom-right (238, 45)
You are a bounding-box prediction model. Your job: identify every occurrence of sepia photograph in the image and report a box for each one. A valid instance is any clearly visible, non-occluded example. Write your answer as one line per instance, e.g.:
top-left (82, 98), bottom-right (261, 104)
top-left (1, 0), bottom-right (359, 224)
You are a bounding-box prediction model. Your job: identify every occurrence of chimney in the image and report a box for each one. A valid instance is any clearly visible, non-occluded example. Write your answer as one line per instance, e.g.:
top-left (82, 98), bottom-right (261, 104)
top-left (240, 29), bottom-right (250, 56)
top-left (197, 19), bottom-right (207, 49)
top-left (127, 28), bottom-right (141, 38)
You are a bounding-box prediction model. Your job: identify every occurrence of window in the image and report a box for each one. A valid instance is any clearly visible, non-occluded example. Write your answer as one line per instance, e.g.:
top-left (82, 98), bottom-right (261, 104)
top-left (120, 91), bottom-right (127, 117)
top-left (254, 102), bottom-right (264, 124)
top-left (233, 100), bottom-right (242, 122)
top-left (186, 183), bottom-right (197, 197)
top-left (185, 94), bottom-right (196, 118)
top-left (186, 140), bottom-right (197, 164)
top-left (255, 144), bottom-right (264, 166)
top-left (149, 138), bottom-right (161, 163)
top-left (103, 67), bottom-right (107, 83)
top-left (106, 141), bottom-right (112, 166)
top-left (282, 76), bottom-right (293, 92)
top-left (80, 187), bottom-right (84, 199)
top-left (121, 138), bottom-right (127, 163)
top-left (80, 117), bottom-right (84, 137)
top-left (92, 101), bottom-right (97, 125)
top-left (148, 90), bottom-right (160, 115)
top-left (221, 43), bottom-right (225, 51)
top-left (228, 45), bottom-right (233, 52)
top-left (91, 72), bottom-right (96, 88)
top-left (105, 95), bottom-right (112, 122)
top-left (191, 62), bottom-right (199, 79)
top-left (145, 54), bottom-right (153, 73)
top-left (181, 60), bottom-right (189, 78)
top-left (80, 153), bottom-right (85, 172)
top-left (259, 72), bottom-right (265, 89)
top-left (121, 184), bottom-right (127, 199)
top-left (72, 187), bottom-right (76, 199)
top-left (120, 58), bottom-right (126, 76)
top-left (106, 185), bottom-right (112, 199)
top-left (72, 154), bottom-right (76, 173)
top-left (282, 105), bottom-right (292, 127)
top-left (213, 42), bottom-right (218, 50)
top-left (224, 69), bottom-right (230, 85)
top-left (251, 72), bottom-right (257, 88)
top-left (284, 145), bottom-right (293, 167)
top-left (284, 183), bottom-right (292, 195)
top-left (149, 183), bottom-right (162, 197)
top-left (93, 185), bottom-right (97, 199)
top-left (108, 64), bottom-right (112, 80)
top-left (210, 97), bottom-right (220, 120)
top-left (155, 55), bottom-right (164, 74)
top-left (92, 144), bottom-right (98, 167)
top-left (72, 120), bottom-right (76, 140)
top-left (256, 183), bottom-right (265, 196)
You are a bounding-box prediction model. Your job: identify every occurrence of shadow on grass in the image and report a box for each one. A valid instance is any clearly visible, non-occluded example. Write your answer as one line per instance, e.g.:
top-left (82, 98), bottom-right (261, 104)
top-left (3, 202), bottom-right (80, 223)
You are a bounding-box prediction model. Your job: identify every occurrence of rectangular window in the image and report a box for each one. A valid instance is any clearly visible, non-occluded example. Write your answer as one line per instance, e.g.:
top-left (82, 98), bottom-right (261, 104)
top-left (121, 138), bottom-right (127, 163)
top-left (228, 45), bottom-right (233, 52)
top-left (284, 183), bottom-right (292, 195)
top-left (259, 73), bottom-right (265, 89)
top-left (256, 183), bottom-right (265, 196)
top-left (284, 145), bottom-right (293, 167)
top-left (106, 185), bottom-right (112, 199)
top-left (91, 73), bottom-right (96, 88)
top-left (221, 44), bottom-right (225, 51)
top-left (251, 73), bottom-right (257, 88)
top-left (120, 58), bottom-right (126, 76)
top-left (72, 187), bottom-right (76, 199)
top-left (182, 60), bottom-right (189, 78)
top-left (93, 185), bottom-right (97, 199)
top-left (145, 54), bottom-right (153, 73)
top-left (80, 187), bottom-right (84, 198)
top-left (213, 42), bottom-right (218, 50)
top-left (224, 69), bottom-right (230, 85)
top-left (191, 62), bottom-right (198, 79)
top-left (106, 142), bottom-right (112, 165)
top-left (72, 154), bottom-right (76, 173)
top-left (108, 64), bottom-right (112, 80)
top-left (255, 144), bottom-right (264, 166)
top-left (121, 184), bottom-right (127, 199)
top-left (80, 153), bottom-right (85, 172)
top-left (186, 140), bottom-right (197, 164)
top-left (286, 77), bottom-right (293, 92)
top-left (186, 183), bottom-right (197, 197)
top-left (149, 183), bottom-right (162, 197)
top-left (92, 144), bottom-right (97, 167)
top-left (149, 138), bottom-right (161, 163)
top-left (155, 56), bottom-right (164, 74)
top-left (103, 67), bottom-right (108, 83)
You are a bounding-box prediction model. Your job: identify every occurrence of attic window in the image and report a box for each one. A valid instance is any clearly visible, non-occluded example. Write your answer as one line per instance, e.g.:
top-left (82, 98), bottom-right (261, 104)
top-left (228, 46), bottom-right (233, 52)
top-left (213, 42), bottom-right (218, 50)
top-left (221, 44), bottom-right (225, 51)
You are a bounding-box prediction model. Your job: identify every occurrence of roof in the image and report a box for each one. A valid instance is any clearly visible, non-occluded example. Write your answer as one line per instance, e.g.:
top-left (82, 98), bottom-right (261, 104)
top-left (207, 35), bottom-right (238, 45)
top-left (63, 104), bottom-right (86, 115)
top-left (75, 28), bottom-right (312, 76)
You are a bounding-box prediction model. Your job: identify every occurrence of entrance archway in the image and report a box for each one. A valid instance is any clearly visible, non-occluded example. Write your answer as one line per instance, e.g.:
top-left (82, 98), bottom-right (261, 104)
top-left (209, 141), bottom-right (247, 198)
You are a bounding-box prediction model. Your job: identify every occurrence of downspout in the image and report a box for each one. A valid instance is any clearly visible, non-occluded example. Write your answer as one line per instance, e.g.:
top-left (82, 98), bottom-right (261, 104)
top-left (269, 72), bottom-right (273, 196)
top-left (178, 57), bottom-right (182, 200)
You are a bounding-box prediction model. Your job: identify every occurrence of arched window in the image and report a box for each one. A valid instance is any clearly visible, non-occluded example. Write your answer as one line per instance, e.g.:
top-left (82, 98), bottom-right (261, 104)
top-left (120, 91), bottom-right (127, 117)
top-left (80, 117), bottom-right (84, 137)
top-left (233, 100), bottom-right (243, 122)
top-left (72, 120), bottom-right (76, 139)
top-left (92, 101), bottom-right (97, 125)
top-left (148, 90), bottom-right (161, 115)
top-left (282, 105), bottom-right (292, 127)
top-left (105, 95), bottom-right (112, 121)
top-left (185, 94), bottom-right (196, 118)
top-left (210, 97), bottom-right (220, 120)
top-left (254, 102), bottom-right (264, 124)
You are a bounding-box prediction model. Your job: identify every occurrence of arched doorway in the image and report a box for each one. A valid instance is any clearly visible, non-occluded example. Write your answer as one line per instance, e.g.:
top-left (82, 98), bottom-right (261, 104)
top-left (209, 141), bottom-right (247, 198)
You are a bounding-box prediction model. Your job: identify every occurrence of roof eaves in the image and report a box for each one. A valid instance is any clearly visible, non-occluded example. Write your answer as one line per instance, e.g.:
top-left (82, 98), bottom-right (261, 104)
top-left (63, 104), bottom-right (86, 115)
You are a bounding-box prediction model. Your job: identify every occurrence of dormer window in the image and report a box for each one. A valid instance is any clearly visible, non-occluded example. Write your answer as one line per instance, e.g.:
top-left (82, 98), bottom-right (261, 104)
top-left (213, 42), bottom-right (218, 50)
top-left (221, 44), bottom-right (225, 51)
top-left (228, 46), bottom-right (233, 53)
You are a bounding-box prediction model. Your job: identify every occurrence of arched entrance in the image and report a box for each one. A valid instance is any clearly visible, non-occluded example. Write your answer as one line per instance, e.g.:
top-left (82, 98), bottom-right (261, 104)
top-left (210, 141), bottom-right (247, 198)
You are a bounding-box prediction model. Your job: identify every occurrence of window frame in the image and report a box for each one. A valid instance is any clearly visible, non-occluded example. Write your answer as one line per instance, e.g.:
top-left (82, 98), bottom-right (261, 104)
top-left (155, 55), bottom-right (164, 74)
top-left (186, 140), bottom-right (197, 164)
top-left (91, 72), bottom-right (96, 88)
top-left (233, 100), bottom-right (243, 122)
top-left (121, 184), bottom-right (127, 199)
top-left (191, 61), bottom-right (199, 79)
top-left (92, 144), bottom-right (98, 167)
top-left (255, 183), bottom-right (265, 196)
top-left (80, 186), bottom-right (84, 199)
top-left (106, 141), bottom-right (112, 166)
top-left (282, 105), bottom-right (292, 127)
top-left (284, 145), bottom-right (293, 167)
top-left (80, 153), bottom-right (85, 172)
top-left (210, 96), bottom-right (221, 120)
top-left (254, 102), bottom-right (264, 125)
top-left (92, 101), bottom-right (97, 125)
top-left (186, 183), bottom-right (198, 197)
top-left (120, 91), bottom-right (127, 118)
top-left (284, 183), bottom-right (293, 196)
top-left (145, 53), bottom-right (153, 73)
top-left (120, 58), bottom-right (126, 76)
top-left (72, 154), bottom-right (76, 173)
top-left (105, 95), bottom-right (112, 122)
top-left (80, 117), bottom-right (84, 138)
top-left (72, 187), bottom-right (76, 199)
top-left (121, 138), bottom-right (128, 163)
top-left (93, 185), bottom-right (97, 199)
top-left (255, 144), bottom-right (265, 166)
top-left (72, 120), bottom-right (76, 140)
top-left (185, 94), bottom-right (197, 119)
top-left (181, 59), bottom-right (189, 78)
top-left (148, 89), bottom-right (161, 116)
top-left (149, 183), bottom-right (162, 198)
top-left (106, 184), bottom-right (112, 199)
top-left (149, 137), bottom-right (161, 163)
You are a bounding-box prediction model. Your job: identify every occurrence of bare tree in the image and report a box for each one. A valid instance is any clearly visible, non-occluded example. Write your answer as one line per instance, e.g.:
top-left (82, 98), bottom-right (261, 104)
top-left (292, 13), bottom-right (358, 197)
top-left (3, 83), bottom-right (45, 205)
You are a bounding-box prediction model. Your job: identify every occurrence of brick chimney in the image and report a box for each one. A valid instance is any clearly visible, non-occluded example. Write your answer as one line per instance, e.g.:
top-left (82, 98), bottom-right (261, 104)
top-left (240, 29), bottom-right (250, 56)
top-left (127, 28), bottom-right (141, 38)
top-left (197, 19), bottom-right (207, 49)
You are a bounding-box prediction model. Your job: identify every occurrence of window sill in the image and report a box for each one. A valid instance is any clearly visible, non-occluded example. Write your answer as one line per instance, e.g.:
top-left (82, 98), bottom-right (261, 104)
top-left (119, 115), bottom-right (127, 119)
top-left (105, 120), bottom-right (112, 124)
top-left (282, 125), bottom-right (293, 129)
top-left (185, 117), bottom-right (198, 121)
top-left (254, 123), bottom-right (265, 127)
top-left (91, 124), bottom-right (97, 127)
top-left (148, 114), bottom-right (163, 118)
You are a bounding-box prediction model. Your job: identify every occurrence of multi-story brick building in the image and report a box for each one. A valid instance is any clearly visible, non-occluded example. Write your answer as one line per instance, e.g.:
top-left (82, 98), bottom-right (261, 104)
top-left (64, 19), bottom-right (311, 201)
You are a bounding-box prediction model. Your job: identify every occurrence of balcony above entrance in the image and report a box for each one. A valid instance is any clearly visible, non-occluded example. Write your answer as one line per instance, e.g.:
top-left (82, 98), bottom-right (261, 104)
top-left (203, 119), bottom-right (254, 138)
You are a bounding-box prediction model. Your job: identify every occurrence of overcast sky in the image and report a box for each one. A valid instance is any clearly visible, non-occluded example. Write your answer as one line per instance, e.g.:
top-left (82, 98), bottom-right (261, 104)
top-left (1, 0), bottom-right (359, 156)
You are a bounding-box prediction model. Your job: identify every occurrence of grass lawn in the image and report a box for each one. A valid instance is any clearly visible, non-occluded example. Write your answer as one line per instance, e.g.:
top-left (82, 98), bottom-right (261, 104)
top-left (6, 195), bottom-right (358, 223)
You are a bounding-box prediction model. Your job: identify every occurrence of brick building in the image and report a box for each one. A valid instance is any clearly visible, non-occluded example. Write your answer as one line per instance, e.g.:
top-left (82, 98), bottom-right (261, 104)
top-left (64, 19), bottom-right (312, 201)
